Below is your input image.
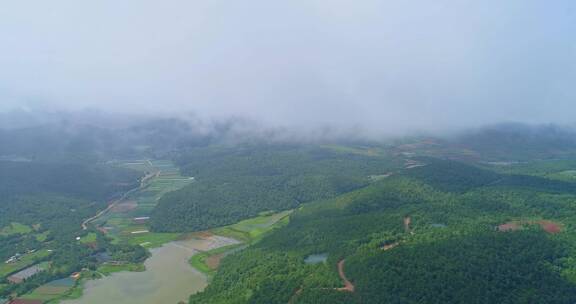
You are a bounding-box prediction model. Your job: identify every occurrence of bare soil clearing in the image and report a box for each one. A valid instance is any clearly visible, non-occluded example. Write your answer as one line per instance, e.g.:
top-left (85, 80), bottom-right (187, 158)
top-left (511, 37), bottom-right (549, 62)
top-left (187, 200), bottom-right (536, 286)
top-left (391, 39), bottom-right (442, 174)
top-left (539, 220), bottom-right (562, 234)
top-left (205, 253), bottom-right (224, 269)
top-left (498, 220), bottom-right (562, 234)
top-left (381, 242), bottom-right (399, 251)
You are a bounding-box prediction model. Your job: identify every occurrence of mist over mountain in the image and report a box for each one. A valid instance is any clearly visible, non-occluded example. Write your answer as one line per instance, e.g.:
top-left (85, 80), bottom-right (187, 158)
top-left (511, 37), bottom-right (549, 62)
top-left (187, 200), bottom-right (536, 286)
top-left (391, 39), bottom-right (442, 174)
top-left (2, 109), bottom-right (576, 163)
top-left (2, 1), bottom-right (576, 134)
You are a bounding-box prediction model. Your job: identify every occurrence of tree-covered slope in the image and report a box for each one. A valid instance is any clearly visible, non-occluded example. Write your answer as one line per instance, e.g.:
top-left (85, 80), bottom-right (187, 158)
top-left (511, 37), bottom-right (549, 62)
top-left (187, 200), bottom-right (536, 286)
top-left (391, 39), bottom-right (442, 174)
top-left (0, 160), bottom-right (141, 201)
top-left (190, 159), bottom-right (576, 304)
top-left (0, 160), bottom-right (145, 298)
top-left (150, 144), bottom-right (402, 232)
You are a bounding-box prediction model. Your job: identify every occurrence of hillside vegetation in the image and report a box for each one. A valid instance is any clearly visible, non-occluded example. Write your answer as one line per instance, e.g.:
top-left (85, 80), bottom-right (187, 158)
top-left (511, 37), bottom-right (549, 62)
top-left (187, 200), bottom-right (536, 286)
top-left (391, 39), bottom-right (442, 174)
top-left (150, 145), bottom-right (402, 231)
top-left (0, 160), bottom-right (144, 299)
top-left (190, 159), bottom-right (576, 304)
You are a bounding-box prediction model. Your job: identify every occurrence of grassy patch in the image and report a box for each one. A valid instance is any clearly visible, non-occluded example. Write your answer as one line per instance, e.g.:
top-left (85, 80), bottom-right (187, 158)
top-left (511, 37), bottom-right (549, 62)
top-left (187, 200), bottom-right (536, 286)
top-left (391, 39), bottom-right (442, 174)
top-left (128, 232), bottom-right (180, 248)
top-left (80, 232), bottom-right (97, 244)
top-left (212, 210), bottom-right (292, 243)
top-left (0, 222), bottom-right (32, 236)
top-left (52, 283), bottom-right (84, 303)
top-left (97, 263), bottom-right (145, 275)
top-left (191, 210), bottom-right (293, 277)
top-left (39, 277), bottom-right (87, 303)
top-left (34, 231), bottom-right (50, 242)
top-left (190, 243), bottom-right (244, 277)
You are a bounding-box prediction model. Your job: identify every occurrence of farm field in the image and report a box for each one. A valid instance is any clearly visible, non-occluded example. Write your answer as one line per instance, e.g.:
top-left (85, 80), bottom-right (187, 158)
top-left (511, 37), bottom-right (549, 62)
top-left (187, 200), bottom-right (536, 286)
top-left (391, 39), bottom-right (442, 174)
top-left (212, 210), bottom-right (293, 243)
top-left (0, 222), bottom-right (32, 236)
top-left (191, 210), bottom-right (293, 276)
top-left (0, 250), bottom-right (52, 278)
top-left (19, 277), bottom-right (77, 302)
top-left (93, 160), bottom-right (193, 245)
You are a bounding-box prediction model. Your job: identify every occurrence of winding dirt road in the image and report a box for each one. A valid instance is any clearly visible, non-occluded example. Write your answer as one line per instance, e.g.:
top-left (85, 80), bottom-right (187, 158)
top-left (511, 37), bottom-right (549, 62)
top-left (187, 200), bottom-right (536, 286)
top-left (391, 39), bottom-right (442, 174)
top-left (336, 259), bottom-right (355, 292)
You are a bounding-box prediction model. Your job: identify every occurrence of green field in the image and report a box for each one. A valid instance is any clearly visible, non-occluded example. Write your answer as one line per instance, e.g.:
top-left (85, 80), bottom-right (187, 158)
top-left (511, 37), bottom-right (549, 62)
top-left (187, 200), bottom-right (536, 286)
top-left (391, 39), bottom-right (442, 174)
top-left (0, 222), bottom-right (32, 236)
top-left (34, 231), bottom-right (50, 242)
top-left (191, 210), bottom-right (292, 276)
top-left (127, 232), bottom-right (180, 248)
top-left (19, 277), bottom-right (81, 303)
top-left (213, 210), bottom-right (292, 242)
top-left (189, 243), bottom-right (245, 277)
top-left (97, 263), bottom-right (145, 275)
top-left (79, 232), bottom-right (97, 244)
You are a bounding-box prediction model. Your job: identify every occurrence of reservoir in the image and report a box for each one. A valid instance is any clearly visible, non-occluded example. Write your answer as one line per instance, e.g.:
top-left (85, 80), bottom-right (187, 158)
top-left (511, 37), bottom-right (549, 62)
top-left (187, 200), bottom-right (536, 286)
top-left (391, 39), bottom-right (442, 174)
top-left (63, 235), bottom-right (238, 304)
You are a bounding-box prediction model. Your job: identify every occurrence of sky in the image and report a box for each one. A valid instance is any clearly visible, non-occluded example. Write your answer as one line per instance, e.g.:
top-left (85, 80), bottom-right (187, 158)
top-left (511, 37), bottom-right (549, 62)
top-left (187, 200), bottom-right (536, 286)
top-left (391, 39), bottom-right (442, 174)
top-left (0, 0), bottom-right (575, 134)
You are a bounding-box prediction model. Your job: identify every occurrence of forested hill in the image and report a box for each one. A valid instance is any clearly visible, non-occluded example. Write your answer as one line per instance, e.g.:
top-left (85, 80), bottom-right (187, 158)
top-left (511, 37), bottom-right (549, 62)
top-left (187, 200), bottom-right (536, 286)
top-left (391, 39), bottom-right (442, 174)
top-left (190, 158), bottom-right (576, 304)
top-left (0, 159), bottom-right (142, 244)
top-left (150, 144), bottom-right (403, 232)
top-left (404, 158), bottom-right (576, 194)
top-left (453, 123), bottom-right (576, 161)
top-left (0, 160), bottom-right (141, 201)
top-left (0, 159), bottom-right (146, 299)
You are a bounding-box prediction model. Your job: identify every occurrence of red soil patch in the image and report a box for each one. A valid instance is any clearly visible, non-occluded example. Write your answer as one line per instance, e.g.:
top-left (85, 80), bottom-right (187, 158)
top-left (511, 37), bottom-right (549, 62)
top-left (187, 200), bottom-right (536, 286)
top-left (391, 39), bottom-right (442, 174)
top-left (336, 260), bottom-right (355, 292)
top-left (193, 231), bottom-right (214, 238)
top-left (205, 253), bottom-right (224, 269)
top-left (539, 221), bottom-right (562, 234)
top-left (498, 220), bottom-right (563, 234)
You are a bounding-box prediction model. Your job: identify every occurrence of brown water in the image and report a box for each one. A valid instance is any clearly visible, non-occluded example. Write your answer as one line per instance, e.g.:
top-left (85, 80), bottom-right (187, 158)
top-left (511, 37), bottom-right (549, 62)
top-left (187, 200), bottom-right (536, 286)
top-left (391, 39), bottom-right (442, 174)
top-left (62, 237), bottom-right (229, 304)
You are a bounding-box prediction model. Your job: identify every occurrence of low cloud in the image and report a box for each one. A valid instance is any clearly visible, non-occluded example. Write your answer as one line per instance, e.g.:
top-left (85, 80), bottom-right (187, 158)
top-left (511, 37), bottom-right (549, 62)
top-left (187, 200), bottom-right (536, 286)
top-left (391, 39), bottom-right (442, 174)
top-left (1, 0), bottom-right (575, 134)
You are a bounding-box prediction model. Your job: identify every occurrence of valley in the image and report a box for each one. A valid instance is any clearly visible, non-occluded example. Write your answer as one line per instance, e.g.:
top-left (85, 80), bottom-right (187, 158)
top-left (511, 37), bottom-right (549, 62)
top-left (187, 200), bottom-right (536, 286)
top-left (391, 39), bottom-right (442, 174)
top-left (3, 127), bottom-right (576, 304)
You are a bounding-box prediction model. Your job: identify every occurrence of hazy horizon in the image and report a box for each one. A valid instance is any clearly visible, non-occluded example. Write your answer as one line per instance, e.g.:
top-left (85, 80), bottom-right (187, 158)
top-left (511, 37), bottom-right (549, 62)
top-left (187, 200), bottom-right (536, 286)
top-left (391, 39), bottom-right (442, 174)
top-left (1, 1), bottom-right (575, 134)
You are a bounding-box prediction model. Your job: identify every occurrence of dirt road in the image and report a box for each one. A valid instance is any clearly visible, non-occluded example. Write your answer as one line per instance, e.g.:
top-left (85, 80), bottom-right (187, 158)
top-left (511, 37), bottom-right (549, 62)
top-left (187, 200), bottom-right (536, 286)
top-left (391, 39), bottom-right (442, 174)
top-left (336, 259), bottom-right (355, 292)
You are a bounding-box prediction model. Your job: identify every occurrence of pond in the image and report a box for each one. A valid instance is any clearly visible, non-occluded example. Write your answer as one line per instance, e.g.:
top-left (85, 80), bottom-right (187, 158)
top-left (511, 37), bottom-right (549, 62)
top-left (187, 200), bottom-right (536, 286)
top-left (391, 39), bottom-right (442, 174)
top-left (63, 236), bottom-right (238, 304)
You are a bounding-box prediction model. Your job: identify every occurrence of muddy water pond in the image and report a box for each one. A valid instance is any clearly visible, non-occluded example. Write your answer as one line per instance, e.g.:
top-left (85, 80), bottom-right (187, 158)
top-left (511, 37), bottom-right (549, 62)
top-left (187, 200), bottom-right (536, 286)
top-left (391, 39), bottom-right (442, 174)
top-left (63, 236), bottom-right (238, 304)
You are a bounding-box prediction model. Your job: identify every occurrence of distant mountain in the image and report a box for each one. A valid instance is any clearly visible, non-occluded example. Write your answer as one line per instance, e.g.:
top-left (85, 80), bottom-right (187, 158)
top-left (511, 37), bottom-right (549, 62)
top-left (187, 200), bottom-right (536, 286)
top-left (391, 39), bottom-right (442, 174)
top-left (453, 123), bottom-right (576, 161)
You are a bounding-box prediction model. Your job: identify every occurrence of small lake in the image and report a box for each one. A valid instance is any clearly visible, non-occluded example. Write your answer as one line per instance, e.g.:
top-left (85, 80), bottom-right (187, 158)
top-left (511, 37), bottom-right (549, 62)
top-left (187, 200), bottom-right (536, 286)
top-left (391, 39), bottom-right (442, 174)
top-left (62, 237), bottom-right (234, 304)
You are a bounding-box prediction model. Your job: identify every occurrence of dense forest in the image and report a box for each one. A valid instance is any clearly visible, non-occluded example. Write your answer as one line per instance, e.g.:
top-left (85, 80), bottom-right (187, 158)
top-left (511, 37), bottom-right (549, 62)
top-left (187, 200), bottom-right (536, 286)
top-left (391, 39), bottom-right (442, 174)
top-left (190, 159), bottom-right (576, 304)
top-left (150, 144), bottom-right (403, 231)
top-left (0, 161), bottom-right (140, 200)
